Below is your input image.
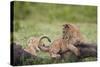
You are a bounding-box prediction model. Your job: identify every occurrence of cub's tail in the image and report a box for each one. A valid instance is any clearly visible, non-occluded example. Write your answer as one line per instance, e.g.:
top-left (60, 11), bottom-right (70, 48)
top-left (38, 35), bottom-right (51, 52)
top-left (39, 35), bottom-right (51, 44)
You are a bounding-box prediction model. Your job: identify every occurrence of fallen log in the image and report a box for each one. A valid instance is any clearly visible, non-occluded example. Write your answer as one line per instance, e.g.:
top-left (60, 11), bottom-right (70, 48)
top-left (77, 43), bottom-right (97, 58)
top-left (61, 43), bottom-right (97, 61)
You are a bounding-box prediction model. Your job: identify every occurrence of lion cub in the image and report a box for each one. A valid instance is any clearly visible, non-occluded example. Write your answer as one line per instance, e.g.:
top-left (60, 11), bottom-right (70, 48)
top-left (48, 24), bottom-right (85, 58)
top-left (24, 36), bottom-right (51, 56)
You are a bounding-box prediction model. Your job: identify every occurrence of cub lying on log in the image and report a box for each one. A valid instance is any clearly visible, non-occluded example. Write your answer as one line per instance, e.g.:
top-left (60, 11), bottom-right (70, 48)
top-left (25, 35), bottom-right (51, 56)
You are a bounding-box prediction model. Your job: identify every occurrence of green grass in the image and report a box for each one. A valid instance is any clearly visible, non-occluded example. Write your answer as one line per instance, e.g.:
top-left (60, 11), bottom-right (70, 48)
top-left (13, 1), bottom-right (97, 23)
top-left (12, 1), bottom-right (97, 65)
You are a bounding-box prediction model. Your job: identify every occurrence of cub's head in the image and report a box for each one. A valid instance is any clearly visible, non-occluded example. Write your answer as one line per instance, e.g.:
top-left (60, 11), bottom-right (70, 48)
top-left (62, 24), bottom-right (79, 39)
top-left (62, 24), bottom-right (70, 33)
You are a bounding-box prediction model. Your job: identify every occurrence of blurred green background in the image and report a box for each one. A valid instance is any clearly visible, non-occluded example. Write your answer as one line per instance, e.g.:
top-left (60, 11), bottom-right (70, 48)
top-left (12, 1), bottom-right (97, 65)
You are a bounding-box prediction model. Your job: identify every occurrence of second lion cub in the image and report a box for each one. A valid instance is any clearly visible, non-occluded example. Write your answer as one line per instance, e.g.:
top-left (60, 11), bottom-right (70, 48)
top-left (24, 35), bottom-right (51, 56)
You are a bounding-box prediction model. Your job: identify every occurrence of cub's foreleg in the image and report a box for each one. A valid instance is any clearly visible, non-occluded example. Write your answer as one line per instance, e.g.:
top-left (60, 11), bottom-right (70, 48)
top-left (67, 44), bottom-right (80, 56)
top-left (49, 48), bottom-right (61, 58)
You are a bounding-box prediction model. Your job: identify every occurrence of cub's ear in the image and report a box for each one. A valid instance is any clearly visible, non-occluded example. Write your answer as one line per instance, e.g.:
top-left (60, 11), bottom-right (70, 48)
top-left (62, 24), bottom-right (70, 28)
